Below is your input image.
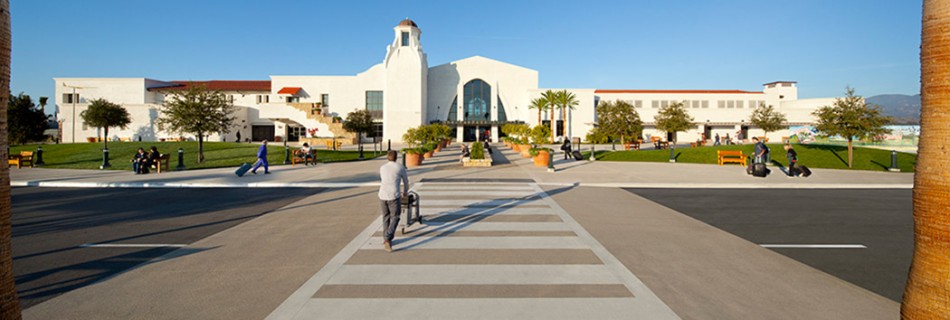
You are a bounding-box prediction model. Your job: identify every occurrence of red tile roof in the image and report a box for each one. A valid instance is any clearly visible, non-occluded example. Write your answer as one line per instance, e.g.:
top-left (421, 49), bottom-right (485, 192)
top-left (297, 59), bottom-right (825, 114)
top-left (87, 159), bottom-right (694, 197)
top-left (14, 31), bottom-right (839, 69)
top-left (595, 89), bottom-right (763, 94)
top-left (277, 87), bottom-right (302, 95)
top-left (398, 19), bottom-right (418, 28)
top-left (150, 80), bottom-right (271, 92)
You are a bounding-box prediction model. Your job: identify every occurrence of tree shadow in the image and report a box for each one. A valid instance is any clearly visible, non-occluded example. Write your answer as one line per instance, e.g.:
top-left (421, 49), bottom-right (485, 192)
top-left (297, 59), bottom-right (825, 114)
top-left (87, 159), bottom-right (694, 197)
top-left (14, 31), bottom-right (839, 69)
top-left (799, 144), bottom-right (849, 167)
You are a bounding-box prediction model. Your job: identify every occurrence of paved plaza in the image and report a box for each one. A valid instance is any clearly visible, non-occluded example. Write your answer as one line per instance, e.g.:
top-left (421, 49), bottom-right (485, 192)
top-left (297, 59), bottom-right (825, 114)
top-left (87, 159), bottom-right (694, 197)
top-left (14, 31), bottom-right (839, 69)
top-left (9, 144), bottom-right (912, 319)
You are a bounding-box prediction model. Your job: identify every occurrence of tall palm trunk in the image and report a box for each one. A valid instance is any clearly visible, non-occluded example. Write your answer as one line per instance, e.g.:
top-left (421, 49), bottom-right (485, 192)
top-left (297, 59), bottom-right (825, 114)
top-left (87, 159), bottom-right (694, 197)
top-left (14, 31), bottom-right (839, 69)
top-left (550, 106), bottom-right (558, 143)
top-left (902, 1), bottom-right (950, 318)
top-left (0, 0), bottom-right (22, 318)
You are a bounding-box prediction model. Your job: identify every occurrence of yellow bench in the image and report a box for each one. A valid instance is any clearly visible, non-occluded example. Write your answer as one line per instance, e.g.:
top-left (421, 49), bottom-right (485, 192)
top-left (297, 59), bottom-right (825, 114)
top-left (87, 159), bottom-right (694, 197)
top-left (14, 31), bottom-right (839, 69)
top-left (717, 150), bottom-right (746, 166)
top-left (324, 140), bottom-right (343, 150)
top-left (8, 151), bottom-right (34, 168)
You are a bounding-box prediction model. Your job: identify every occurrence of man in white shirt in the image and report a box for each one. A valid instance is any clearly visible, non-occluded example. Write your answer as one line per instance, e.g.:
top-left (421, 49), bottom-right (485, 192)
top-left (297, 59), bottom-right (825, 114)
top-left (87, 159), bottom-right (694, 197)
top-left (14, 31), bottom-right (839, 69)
top-left (378, 150), bottom-right (409, 252)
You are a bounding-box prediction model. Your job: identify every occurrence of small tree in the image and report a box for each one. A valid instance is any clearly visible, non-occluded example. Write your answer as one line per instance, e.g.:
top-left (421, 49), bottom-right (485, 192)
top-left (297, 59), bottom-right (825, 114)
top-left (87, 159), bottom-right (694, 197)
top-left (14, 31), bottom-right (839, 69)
top-left (81, 98), bottom-right (131, 149)
top-left (7, 93), bottom-right (49, 145)
top-left (158, 85), bottom-right (236, 163)
top-left (342, 109), bottom-right (374, 155)
top-left (596, 100), bottom-right (643, 144)
top-left (749, 103), bottom-right (787, 140)
top-left (529, 124), bottom-right (552, 146)
top-left (812, 87), bottom-right (892, 168)
top-left (654, 101), bottom-right (694, 145)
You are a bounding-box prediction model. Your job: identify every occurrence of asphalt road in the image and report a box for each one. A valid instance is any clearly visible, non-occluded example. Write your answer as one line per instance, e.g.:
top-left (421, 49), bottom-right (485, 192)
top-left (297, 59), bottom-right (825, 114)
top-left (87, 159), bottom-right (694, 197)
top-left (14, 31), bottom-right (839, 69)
top-left (625, 188), bottom-right (913, 302)
top-left (10, 187), bottom-right (320, 309)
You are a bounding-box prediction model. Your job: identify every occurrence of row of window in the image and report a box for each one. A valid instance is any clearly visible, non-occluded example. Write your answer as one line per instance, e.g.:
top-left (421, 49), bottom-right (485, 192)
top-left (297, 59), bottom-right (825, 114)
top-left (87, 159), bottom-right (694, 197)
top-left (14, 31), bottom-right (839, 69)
top-left (625, 99), bottom-right (767, 109)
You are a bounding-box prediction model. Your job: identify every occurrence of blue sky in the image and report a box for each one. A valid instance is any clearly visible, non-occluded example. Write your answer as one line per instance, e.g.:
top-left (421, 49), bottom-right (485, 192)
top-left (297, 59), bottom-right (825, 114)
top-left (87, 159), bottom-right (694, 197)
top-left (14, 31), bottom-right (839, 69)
top-left (11, 0), bottom-right (921, 111)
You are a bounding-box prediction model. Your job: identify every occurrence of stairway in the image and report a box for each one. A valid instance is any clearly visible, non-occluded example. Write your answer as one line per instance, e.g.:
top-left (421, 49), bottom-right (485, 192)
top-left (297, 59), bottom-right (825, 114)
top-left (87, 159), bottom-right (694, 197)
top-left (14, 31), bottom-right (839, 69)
top-left (285, 103), bottom-right (357, 143)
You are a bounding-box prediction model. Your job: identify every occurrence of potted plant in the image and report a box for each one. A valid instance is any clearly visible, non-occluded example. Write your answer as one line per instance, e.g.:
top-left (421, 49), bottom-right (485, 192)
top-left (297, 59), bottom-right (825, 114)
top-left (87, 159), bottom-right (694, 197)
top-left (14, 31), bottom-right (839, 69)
top-left (422, 143), bottom-right (435, 159)
top-left (403, 148), bottom-right (423, 167)
top-left (526, 124), bottom-right (552, 159)
top-left (530, 147), bottom-right (552, 167)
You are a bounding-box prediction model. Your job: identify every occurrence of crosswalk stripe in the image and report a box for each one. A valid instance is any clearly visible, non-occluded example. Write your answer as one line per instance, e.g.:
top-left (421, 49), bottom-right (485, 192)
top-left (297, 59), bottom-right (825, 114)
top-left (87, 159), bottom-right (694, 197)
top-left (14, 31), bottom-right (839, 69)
top-left (362, 236), bottom-right (585, 250)
top-left (325, 265), bottom-right (622, 285)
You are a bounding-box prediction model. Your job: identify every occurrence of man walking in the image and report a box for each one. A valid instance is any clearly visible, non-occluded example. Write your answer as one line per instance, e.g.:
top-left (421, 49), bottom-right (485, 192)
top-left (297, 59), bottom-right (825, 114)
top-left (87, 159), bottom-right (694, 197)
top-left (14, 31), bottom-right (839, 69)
top-left (785, 144), bottom-right (798, 177)
top-left (379, 150), bottom-right (409, 252)
top-left (251, 140), bottom-right (270, 174)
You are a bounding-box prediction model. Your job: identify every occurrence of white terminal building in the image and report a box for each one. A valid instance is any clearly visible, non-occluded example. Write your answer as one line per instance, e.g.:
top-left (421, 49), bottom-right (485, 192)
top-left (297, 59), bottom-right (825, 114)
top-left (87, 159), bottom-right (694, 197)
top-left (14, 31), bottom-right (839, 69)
top-left (54, 19), bottom-right (835, 145)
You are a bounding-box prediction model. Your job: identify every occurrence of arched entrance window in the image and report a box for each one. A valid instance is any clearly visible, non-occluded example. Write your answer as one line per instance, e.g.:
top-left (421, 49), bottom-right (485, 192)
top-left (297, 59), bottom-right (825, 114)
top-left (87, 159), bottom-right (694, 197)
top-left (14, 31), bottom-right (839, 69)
top-left (463, 79), bottom-right (491, 121)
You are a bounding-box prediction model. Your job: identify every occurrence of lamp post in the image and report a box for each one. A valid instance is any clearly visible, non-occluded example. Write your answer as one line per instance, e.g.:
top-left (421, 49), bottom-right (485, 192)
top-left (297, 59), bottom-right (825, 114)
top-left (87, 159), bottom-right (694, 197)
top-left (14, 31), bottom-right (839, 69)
top-left (62, 83), bottom-right (94, 143)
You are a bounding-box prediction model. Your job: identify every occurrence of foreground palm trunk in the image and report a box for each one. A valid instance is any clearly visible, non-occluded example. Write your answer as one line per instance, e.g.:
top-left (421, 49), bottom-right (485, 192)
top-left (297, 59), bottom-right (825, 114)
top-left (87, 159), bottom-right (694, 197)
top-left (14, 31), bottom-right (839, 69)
top-left (902, 1), bottom-right (950, 318)
top-left (0, 0), bottom-right (22, 318)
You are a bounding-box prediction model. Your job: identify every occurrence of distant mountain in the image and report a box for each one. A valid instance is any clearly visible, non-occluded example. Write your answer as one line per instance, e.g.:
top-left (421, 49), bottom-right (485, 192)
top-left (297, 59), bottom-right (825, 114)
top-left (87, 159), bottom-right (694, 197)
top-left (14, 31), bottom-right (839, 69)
top-left (866, 94), bottom-right (920, 125)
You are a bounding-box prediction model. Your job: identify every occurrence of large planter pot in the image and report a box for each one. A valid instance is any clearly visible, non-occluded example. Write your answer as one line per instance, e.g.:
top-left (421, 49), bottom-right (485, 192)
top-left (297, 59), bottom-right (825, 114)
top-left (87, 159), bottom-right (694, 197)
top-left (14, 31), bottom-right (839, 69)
top-left (434, 145), bottom-right (442, 153)
top-left (405, 153), bottom-right (422, 167)
top-left (511, 144), bottom-right (520, 152)
top-left (533, 150), bottom-right (551, 167)
top-left (423, 151), bottom-right (434, 159)
top-left (520, 145), bottom-right (532, 158)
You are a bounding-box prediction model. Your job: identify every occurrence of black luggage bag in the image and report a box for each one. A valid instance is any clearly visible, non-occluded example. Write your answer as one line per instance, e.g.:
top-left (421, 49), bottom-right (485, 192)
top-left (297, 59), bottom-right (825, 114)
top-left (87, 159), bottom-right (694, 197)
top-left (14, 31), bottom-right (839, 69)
top-left (235, 162), bottom-right (252, 177)
top-left (799, 165), bottom-right (812, 177)
top-left (751, 163), bottom-right (768, 177)
top-left (572, 150), bottom-right (584, 161)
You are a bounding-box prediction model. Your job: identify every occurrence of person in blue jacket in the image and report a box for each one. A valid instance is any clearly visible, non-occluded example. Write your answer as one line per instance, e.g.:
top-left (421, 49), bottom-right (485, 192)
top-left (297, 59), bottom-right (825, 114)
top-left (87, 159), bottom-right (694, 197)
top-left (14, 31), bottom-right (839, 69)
top-left (251, 140), bottom-right (270, 174)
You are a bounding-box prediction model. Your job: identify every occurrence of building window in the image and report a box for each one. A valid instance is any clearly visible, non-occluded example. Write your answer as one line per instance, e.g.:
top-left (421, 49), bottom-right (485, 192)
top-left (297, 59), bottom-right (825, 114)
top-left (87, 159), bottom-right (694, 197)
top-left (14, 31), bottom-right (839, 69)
top-left (321, 94), bottom-right (329, 109)
top-left (702, 101), bottom-right (709, 108)
top-left (651, 101), bottom-right (659, 108)
top-left (718, 101), bottom-right (725, 109)
top-left (63, 93), bottom-right (79, 104)
top-left (256, 95), bottom-right (269, 104)
top-left (285, 96), bottom-right (299, 103)
top-left (401, 32), bottom-right (409, 47)
top-left (463, 79), bottom-right (491, 121)
top-left (82, 122), bottom-right (88, 131)
top-left (366, 91), bottom-right (383, 120)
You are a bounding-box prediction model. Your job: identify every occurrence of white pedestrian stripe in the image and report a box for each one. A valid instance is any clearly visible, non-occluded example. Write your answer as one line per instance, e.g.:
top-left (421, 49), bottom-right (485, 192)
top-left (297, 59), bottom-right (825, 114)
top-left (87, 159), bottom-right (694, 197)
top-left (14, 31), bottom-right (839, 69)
top-left (759, 244), bottom-right (867, 249)
top-left (362, 236), bottom-right (588, 250)
top-left (266, 182), bottom-right (680, 320)
top-left (326, 265), bottom-right (623, 285)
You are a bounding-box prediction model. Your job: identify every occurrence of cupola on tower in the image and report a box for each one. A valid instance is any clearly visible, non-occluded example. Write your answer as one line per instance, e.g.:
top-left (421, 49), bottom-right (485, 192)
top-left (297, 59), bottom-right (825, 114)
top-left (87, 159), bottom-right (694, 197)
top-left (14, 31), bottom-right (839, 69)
top-left (382, 18), bottom-right (428, 143)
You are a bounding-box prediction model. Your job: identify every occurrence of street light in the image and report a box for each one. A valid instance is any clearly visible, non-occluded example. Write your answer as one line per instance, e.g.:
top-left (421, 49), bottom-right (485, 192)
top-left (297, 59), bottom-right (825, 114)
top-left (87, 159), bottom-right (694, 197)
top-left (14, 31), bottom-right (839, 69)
top-left (62, 83), bottom-right (94, 143)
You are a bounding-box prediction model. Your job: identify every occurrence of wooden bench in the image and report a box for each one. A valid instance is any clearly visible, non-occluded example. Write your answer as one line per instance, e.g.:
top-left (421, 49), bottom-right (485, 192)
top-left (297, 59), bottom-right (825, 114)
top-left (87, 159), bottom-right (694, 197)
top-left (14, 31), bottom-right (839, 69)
top-left (8, 151), bottom-right (33, 168)
top-left (292, 149), bottom-right (316, 166)
top-left (151, 154), bottom-right (170, 173)
top-left (623, 141), bottom-right (640, 150)
top-left (656, 141), bottom-right (670, 150)
top-left (324, 140), bottom-right (343, 150)
top-left (717, 150), bottom-right (747, 166)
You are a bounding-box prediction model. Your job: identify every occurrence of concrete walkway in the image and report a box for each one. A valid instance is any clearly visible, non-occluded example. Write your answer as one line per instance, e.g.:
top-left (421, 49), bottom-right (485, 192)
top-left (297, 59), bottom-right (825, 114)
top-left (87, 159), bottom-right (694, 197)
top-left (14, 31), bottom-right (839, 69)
top-left (13, 143), bottom-right (907, 319)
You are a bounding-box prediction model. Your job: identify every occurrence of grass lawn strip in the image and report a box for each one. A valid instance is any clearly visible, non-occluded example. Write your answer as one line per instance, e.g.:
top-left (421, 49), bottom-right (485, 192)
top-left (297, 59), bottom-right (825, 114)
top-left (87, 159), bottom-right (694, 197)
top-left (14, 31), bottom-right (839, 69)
top-left (580, 143), bottom-right (915, 172)
top-left (10, 141), bottom-right (381, 171)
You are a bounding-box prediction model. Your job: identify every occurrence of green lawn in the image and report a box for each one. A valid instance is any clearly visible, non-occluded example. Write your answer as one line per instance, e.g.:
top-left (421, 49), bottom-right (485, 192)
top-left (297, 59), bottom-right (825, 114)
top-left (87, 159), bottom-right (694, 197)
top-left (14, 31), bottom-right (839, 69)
top-left (581, 143), bottom-right (916, 172)
top-left (10, 141), bottom-right (380, 171)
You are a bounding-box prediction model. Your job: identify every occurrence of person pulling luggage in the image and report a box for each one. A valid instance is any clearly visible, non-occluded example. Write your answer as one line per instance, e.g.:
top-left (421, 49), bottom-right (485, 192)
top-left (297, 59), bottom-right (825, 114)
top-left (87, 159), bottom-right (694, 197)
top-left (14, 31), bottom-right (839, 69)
top-left (560, 138), bottom-right (572, 159)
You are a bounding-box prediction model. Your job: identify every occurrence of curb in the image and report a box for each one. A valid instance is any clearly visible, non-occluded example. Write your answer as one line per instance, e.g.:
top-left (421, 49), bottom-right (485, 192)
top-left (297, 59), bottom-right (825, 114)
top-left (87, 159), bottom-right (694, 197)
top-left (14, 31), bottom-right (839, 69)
top-left (538, 182), bottom-right (914, 189)
top-left (11, 181), bottom-right (380, 189)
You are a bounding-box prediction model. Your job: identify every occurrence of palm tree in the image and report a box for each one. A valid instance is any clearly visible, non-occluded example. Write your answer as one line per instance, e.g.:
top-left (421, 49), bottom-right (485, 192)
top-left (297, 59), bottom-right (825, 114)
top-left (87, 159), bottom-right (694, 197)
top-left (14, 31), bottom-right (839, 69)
top-left (556, 90), bottom-right (579, 141)
top-left (0, 0), bottom-right (22, 318)
top-left (902, 1), bottom-right (950, 318)
top-left (528, 97), bottom-right (549, 125)
top-left (540, 90), bottom-right (558, 143)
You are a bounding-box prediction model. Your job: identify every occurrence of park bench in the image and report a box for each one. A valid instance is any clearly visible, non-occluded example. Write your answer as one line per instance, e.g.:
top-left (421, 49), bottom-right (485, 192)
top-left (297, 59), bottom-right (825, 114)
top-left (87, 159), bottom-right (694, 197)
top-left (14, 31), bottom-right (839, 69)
top-left (292, 149), bottom-right (316, 166)
top-left (623, 141), bottom-right (640, 150)
top-left (150, 154), bottom-right (170, 173)
top-left (324, 140), bottom-right (343, 150)
top-left (717, 150), bottom-right (747, 166)
top-left (8, 151), bottom-right (33, 168)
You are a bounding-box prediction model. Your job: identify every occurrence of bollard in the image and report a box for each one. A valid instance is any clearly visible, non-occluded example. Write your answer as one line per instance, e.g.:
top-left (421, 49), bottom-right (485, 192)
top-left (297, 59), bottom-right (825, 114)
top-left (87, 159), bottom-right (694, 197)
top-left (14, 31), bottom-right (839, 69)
top-left (589, 144), bottom-right (595, 161)
top-left (358, 141), bottom-right (364, 160)
top-left (35, 146), bottom-right (45, 166)
top-left (669, 145), bottom-right (676, 163)
top-left (889, 150), bottom-right (901, 172)
top-left (388, 139), bottom-right (391, 152)
top-left (100, 148), bottom-right (112, 169)
top-left (612, 140), bottom-right (616, 151)
top-left (283, 146), bottom-right (291, 165)
top-left (176, 148), bottom-right (186, 171)
top-left (547, 149), bottom-right (555, 172)
top-left (401, 150), bottom-right (406, 167)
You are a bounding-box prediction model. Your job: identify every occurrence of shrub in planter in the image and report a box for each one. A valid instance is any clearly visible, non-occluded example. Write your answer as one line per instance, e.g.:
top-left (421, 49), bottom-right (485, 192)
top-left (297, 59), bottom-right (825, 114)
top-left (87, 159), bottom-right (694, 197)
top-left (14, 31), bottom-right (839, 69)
top-left (470, 141), bottom-right (485, 160)
top-left (530, 147), bottom-right (552, 167)
top-left (403, 148), bottom-right (424, 167)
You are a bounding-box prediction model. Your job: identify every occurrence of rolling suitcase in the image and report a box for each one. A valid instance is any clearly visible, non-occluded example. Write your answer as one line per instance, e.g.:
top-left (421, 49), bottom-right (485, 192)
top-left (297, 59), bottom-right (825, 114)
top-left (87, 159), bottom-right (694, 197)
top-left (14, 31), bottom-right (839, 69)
top-left (572, 150), bottom-right (584, 161)
top-left (799, 165), bottom-right (812, 177)
top-left (235, 162), bottom-right (252, 177)
top-left (752, 163), bottom-right (768, 177)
